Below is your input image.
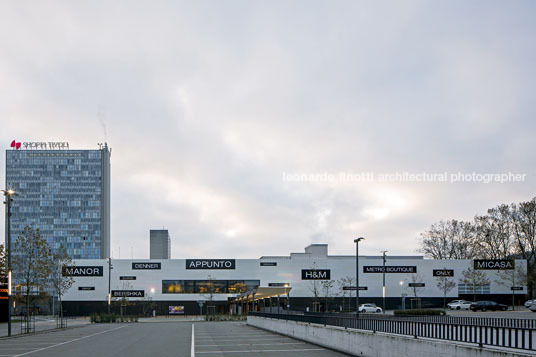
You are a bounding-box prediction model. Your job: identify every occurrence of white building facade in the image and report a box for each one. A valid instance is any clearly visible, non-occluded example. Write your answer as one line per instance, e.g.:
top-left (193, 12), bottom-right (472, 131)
top-left (62, 244), bottom-right (527, 315)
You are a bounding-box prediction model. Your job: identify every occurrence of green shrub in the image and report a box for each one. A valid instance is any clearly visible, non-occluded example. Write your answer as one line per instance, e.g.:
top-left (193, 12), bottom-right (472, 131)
top-left (393, 309), bottom-right (445, 316)
top-left (90, 313), bottom-right (137, 323)
top-left (205, 314), bottom-right (247, 321)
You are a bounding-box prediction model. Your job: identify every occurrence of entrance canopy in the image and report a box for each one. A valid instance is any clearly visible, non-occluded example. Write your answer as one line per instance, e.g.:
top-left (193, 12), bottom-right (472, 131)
top-left (232, 286), bottom-right (291, 303)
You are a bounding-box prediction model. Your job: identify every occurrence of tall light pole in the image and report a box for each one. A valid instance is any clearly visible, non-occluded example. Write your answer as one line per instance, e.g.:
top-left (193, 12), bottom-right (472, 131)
top-left (354, 237), bottom-right (365, 313)
top-left (107, 257), bottom-right (113, 314)
top-left (381, 251), bottom-right (387, 314)
top-left (3, 189), bottom-right (16, 337)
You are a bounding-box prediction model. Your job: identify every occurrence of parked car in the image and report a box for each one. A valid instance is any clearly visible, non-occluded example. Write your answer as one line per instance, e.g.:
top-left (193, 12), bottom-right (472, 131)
top-left (524, 299), bottom-right (536, 308)
top-left (447, 300), bottom-right (465, 308)
top-left (448, 300), bottom-right (471, 310)
top-left (470, 301), bottom-right (508, 312)
top-left (359, 304), bottom-right (383, 313)
top-left (529, 302), bottom-right (536, 312)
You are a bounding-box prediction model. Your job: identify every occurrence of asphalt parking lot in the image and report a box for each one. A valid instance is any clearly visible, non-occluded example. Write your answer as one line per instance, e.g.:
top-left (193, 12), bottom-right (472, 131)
top-left (0, 321), bottom-right (348, 357)
top-left (194, 321), bottom-right (349, 356)
top-left (0, 322), bottom-right (192, 357)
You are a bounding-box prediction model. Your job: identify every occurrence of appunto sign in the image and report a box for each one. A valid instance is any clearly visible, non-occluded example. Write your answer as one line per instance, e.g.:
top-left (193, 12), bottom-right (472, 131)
top-left (186, 259), bottom-right (236, 270)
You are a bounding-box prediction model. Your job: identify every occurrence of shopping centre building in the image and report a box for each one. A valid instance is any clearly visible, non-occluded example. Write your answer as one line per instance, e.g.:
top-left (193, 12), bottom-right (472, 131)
top-left (62, 244), bottom-right (527, 315)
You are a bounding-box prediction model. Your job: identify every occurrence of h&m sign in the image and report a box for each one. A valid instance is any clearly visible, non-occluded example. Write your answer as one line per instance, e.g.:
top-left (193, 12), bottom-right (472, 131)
top-left (186, 259), bottom-right (236, 270)
top-left (474, 260), bottom-right (514, 270)
top-left (132, 262), bottom-right (161, 270)
top-left (363, 266), bottom-right (417, 274)
top-left (301, 269), bottom-right (331, 280)
top-left (112, 290), bottom-right (145, 298)
top-left (433, 269), bottom-right (454, 277)
top-left (62, 266), bottom-right (103, 277)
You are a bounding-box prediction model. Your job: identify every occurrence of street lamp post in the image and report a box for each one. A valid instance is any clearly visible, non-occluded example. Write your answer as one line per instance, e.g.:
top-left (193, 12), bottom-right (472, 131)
top-left (2, 189), bottom-right (16, 337)
top-left (381, 251), bottom-right (387, 314)
top-left (354, 237), bottom-right (365, 313)
top-left (107, 257), bottom-right (113, 314)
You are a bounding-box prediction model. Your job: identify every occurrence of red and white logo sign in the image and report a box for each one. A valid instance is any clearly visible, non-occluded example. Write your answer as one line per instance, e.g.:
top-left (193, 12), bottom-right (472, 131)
top-left (10, 140), bottom-right (21, 150)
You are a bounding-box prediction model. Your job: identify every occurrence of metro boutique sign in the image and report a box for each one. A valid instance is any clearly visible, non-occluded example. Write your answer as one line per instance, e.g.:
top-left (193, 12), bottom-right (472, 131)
top-left (186, 259), bottom-right (236, 270)
top-left (363, 266), bottom-right (417, 273)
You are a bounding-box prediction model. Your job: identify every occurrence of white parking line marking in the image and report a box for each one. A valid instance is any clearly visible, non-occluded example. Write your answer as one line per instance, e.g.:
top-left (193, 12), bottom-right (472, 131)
top-left (196, 338), bottom-right (291, 342)
top-left (196, 349), bottom-right (325, 354)
top-left (12, 325), bottom-right (127, 356)
top-left (197, 342), bottom-right (306, 347)
top-left (191, 324), bottom-right (195, 357)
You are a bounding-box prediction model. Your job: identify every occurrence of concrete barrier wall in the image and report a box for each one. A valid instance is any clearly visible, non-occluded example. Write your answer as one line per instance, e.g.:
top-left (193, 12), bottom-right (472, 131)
top-left (247, 316), bottom-right (530, 357)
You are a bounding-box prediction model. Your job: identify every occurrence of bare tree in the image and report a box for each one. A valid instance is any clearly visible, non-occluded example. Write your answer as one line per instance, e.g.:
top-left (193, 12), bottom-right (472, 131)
top-left (459, 267), bottom-right (490, 302)
top-left (202, 275), bottom-right (217, 315)
top-left (307, 263), bottom-right (322, 312)
top-left (509, 198), bottom-right (536, 298)
top-left (435, 270), bottom-right (456, 309)
top-left (320, 280), bottom-right (335, 312)
top-left (337, 276), bottom-right (356, 312)
top-left (114, 281), bottom-right (134, 316)
top-left (12, 226), bottom-right (53, 328)
top-left (473, 205), bottom-right (516, 259)
top-left (141, 295), bottom-right (157, 316)
top-left (49, 246), bottom-right (74, 323)
top-left (407, 273), bottom-right (426, 298)
top-left (418, 220), bottom-right (476, 259)
top-left (495, 264), bottom-right (527, 311)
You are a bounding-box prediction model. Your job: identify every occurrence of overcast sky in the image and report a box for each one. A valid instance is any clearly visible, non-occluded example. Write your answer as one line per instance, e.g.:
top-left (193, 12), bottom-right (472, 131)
top-left (1, 1), bottom-right (535, 259)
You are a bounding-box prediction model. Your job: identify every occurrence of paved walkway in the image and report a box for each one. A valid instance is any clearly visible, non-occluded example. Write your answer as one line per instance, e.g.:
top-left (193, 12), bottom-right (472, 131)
top-left (0, 316), bottom-right (90, 337)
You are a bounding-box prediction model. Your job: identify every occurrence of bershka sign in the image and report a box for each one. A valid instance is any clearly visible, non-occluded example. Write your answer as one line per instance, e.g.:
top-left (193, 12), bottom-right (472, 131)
top-left (132, 262), bottom-right (161, 270)
top-left (363, 266), bottom-right (417, 274)
top-left (120, 276), bottom-right (136, 280)
top-left (62, 266), bottom-right (103, 277)
top-left (112, 290), bottom-right (145, 298)
top-left (186, 259), bottom-right (236, 270)
top-left (474, 260), bottom-right (514, 270)
top-left (433, 269), bottom-right (454, 277)
top-left (301, 269), bottom-right (331, 280)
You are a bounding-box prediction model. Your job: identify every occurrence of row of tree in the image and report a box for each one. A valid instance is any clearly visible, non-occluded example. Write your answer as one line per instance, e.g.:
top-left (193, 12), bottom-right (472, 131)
top-left (0, 226), bottom-right (74, 323)
top-left (418, 197), bottom-right (536, 297)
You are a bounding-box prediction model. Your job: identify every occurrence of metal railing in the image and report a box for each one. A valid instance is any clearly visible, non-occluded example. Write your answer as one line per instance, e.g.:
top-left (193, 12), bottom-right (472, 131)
top-left (20, 313), bottom-right (35, 334)
top-left (250, 312), bottom-right (535, 351)
top-left (301, 312), bottom-right (536, 330)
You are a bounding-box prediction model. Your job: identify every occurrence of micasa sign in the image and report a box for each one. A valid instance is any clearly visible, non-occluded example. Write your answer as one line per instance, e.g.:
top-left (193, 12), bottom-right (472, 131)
top-left (186, 259), bottom-right (235, 270)
top-left (62, 266), bottom-right (103, 277)
top-left (474, 259), bottom-right (514, 270)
